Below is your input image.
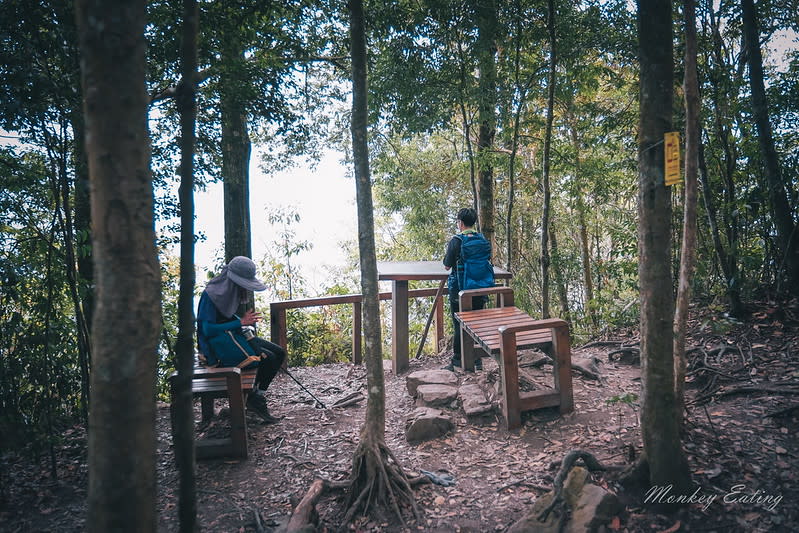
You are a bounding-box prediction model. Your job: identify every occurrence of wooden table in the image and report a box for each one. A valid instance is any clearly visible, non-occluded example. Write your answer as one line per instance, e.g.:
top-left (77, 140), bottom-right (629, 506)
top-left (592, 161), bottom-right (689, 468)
top-left (376, 261), bottom-right (511, 373)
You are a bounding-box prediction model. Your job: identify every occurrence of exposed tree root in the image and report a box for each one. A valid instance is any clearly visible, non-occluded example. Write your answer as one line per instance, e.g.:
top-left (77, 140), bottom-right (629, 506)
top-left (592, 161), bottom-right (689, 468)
top-left (286, 478), bottom-right (328, 532)
top-left (341, 435), bottom-right (420, 527)
top-left (693, 383), bottom-right (799, 405)
top-left (538, 449), bottom-right (608, 522)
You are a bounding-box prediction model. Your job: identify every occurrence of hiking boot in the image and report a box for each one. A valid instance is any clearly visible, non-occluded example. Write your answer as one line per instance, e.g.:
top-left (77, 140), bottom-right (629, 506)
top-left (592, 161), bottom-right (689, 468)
top-left (246, 392), bottom-right (279, 424)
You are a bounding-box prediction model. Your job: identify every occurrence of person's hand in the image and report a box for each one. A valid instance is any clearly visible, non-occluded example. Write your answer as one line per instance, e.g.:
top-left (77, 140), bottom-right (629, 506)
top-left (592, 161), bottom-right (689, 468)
top-left (240, 310), bottom-right (262, 326)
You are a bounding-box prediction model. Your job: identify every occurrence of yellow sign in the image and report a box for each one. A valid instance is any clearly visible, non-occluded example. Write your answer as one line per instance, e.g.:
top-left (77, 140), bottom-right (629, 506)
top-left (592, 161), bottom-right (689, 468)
top-left (664, 131), bottom-right (681, 186)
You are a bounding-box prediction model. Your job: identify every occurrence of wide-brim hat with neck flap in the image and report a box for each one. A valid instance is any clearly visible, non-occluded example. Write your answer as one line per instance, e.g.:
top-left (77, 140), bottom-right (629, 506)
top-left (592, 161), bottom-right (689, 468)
top-left (226, 256), bottom-right (267, 292)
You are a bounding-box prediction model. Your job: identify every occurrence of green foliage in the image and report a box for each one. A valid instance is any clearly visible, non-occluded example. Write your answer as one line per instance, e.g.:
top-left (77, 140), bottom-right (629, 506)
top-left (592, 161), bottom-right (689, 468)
top-left (0, 148), bottom-right (84, 452)
top-left (156, 251), bottom-right (183, 401)
top-left (285, 307), bottom-right (353, 367)
top-left (606, 392), bottom-right (639, 407)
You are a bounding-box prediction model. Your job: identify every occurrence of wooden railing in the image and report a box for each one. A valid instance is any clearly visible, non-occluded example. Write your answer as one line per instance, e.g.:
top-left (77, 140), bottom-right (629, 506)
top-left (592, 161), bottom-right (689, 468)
top-left (270, 287), bottom-right (448, 364)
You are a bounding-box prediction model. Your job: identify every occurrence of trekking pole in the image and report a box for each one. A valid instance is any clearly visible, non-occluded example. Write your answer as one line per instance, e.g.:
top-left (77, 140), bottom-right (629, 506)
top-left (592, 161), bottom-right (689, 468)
top-left (415, 279), bottom-right (446, 359)
top-left (280, 367), bottom-right (327, 409)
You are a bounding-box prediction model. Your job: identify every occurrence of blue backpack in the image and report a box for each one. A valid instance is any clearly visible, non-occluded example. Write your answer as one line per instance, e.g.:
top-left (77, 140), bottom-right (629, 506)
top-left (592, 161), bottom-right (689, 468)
top-left (456, 232), bottom-right (495, 290)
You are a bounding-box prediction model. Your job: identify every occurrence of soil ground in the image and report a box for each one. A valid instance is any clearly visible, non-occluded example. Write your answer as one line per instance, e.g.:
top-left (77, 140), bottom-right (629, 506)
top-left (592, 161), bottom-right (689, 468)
top-left (1, 302), bottom-right (797, 532)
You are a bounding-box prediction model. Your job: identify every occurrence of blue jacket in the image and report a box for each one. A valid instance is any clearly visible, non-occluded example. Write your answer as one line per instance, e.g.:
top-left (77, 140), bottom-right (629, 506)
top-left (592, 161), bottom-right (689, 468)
top-left (196, 291), bottom-right (258, 367)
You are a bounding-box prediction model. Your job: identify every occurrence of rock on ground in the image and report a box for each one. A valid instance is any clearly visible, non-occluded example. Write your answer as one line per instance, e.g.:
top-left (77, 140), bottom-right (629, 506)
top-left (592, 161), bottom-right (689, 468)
top-left (405, 407), bottom-right (455, 443)
top-left (406, 369), bottom-right (459, 396)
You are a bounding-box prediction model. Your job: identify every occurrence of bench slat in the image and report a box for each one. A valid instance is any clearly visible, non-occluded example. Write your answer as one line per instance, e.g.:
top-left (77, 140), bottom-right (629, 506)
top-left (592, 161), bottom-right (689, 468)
top-left (457, 307), bottom-right (555, 355)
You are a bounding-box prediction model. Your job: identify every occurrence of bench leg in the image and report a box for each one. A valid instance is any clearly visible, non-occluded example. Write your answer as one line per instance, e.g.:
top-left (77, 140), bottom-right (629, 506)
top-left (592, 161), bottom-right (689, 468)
top-left (460, 326), bottom-right (476, 371)
top-left (226, 374), bottom-right (248, 459)
top-left (201, 396), bottom-right (215, 422)
top-left (552, 325), bottom-right (574, 414)
top-left (499, 329), bottom-right (522, 429)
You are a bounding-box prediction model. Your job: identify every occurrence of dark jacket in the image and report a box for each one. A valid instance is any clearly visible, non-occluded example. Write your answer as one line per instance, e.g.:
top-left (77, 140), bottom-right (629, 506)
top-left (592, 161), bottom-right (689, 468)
top-left (196, 291), bottom-right (257, 367)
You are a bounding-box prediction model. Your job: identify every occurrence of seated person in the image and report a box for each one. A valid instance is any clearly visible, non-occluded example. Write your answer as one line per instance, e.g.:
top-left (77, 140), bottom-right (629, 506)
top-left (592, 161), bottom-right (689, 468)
top-left (196, 256), bottom-right (286, 424)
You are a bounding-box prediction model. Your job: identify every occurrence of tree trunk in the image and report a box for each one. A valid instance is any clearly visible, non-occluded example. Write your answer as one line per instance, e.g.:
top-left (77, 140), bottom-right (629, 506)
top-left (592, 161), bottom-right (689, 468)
top-left (475, 0), bottom-right (497, 247)
top-left (75, 2), bottom-right (161, 531)
top-left (350, 9), bottom-right (383, 433)
top-left (344, 0), bottom-right (417, 525)
top-left (697, 139), bottom-right (744, 315)
top-left (568, 125), bottom-right (596, 328)
top-left (220, 39), bottom-right (252, 264)
top-left (703, 8), bottom-right (745, 316)
top-left (505, 16), bottom-right (530, 272)
top-left (71, 109), bottom-right (93, 422)
top-left (454, 36), bottom-right (479, 213)
top-left (636, 0), bottom-right (691, 499)
top-left (540, 0), bottom-right (557, 319)
top-left (741, 0), bottom-right (799, 294)
top-left (173, 1), bottom-right (199, 531)
top-left (47, 120), bottom-right (92, 424)
top-left (549, 226), bottom-right (571, 324)
top-left (674, 0), bottom-right (700, 427)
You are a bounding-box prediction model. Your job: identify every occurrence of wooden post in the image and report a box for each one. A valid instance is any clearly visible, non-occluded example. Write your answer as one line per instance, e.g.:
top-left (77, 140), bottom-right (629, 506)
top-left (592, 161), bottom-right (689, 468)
top-left (270, 305), bottom-right (287, 350)
top-left (352, 301), bottom-right (362, 365)
top-left (226, 371), bottom-right (248, 459)
top-left (552, 323), bottom-right (574, 413)
top-left (391, 280), bottom-right (409, 373)
top-left (498, 326), bottom-right (522, 430)
top-left (459, 290), bottom-right (475, 371)
top-left (434, 293), bottom-right (444, 353)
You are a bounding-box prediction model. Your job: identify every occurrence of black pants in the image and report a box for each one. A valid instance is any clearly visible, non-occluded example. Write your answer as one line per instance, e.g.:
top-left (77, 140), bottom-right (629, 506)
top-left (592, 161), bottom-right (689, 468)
top-left (449, 295), bottom-right (487, 364)
top-left (247, 337), bottom-right (287, 391)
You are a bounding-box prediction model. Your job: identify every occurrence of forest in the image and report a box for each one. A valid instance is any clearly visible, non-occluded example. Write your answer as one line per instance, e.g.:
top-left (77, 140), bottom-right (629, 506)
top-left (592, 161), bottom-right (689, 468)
top-left (1, 0), bottom-right (798, 531)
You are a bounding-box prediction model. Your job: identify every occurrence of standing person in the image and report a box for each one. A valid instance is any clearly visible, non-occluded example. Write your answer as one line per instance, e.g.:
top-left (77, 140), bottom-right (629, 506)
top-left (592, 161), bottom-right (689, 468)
top-left (197, 256), bottom-right (286, 423)
top-left (442, 208), bottom-right (492, 371)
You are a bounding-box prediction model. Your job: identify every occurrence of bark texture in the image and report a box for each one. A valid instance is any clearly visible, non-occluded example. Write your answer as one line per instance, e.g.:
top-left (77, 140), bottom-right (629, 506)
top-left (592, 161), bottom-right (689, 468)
top-left (75, 1), bottom-right (161, 530)
top-left (636, 0), bottom-right (691, 498)
top-left (220, 35), bottom-right (252, 264)
top-left (540, 0), bottom-right (557, 319)
top-left (475, 0), bottom-right (497, 247)
top-left (173, 1), bottom-right (199, 531)
top-left (345, 0), bottom-right (417, 524)
top-left (674, 0), bottom-right (700, 424)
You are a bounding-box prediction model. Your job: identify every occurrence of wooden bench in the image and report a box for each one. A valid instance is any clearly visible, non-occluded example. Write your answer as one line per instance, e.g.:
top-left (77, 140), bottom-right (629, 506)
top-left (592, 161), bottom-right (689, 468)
top-left (455, 287), bottom-right (574, 429)
top-left (169, 366), bottom-right (257, 460)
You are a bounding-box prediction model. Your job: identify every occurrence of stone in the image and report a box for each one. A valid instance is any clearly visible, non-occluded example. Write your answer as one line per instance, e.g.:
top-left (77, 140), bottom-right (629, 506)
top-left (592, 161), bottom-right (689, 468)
top-left (416, 384), bottom-right (459, 407)
top-left (565, 483), bottom-right (622, 533)
top-left (405, 407), bottom-right (455, 443)
top-left (406, 369), bottom-right (459, 396)
top-left (506, 491), bottom-right (562, 533)
top-left (458, 384), bottom-right (493, 416)
top-left (507, 466), bottom-right (621, 533)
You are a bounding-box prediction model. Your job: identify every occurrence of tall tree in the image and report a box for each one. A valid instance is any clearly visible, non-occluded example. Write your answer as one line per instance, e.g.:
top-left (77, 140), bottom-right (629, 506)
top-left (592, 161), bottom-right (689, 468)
top-left (674, 0), bottom-right (701, 424)
top-left (172, 0), bottom-right (200, 531)
top-left (75, 0), bottom-right (161, 531)
top-left (635, 0), bottom-right (691, 498)
top-left (220, 35), bottom-right (253, 264)
top-left (741, 0), bottom-right (799, 294)
top-left (344, 0), bottom-right (417, 524)
top-left (540, 0), bottom-right (557, 319)
top-left (475, 0), bottom-right (498, 246)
